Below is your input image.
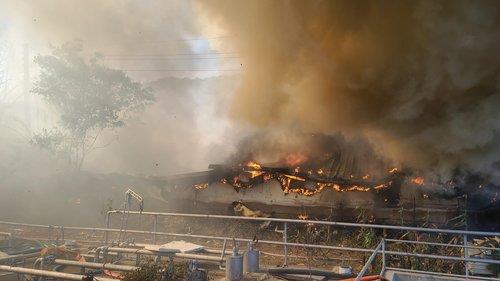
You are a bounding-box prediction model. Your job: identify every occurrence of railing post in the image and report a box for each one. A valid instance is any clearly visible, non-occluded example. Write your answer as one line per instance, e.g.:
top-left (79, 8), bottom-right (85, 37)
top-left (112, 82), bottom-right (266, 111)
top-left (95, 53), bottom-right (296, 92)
top-left (464, 194), bottom-right (469, 278)
top-left (382, 238), bottom-right (386, 272)
top-left (105, 212), bottom-right (111, 244)
top-left (48, 226), bottom-right (53, 244)
top-left (464, 233), bottom-right (469, 278)
top-left (220, 238), bottom-right (228, 269)
top-left (153, 215), bottom-right (158, 244)
top-left (356, 240), bottom-right (383, 281)
top-left (283, 222), bottom-right (288, 267)
top-left (60, 226), bottom-right (64, 245)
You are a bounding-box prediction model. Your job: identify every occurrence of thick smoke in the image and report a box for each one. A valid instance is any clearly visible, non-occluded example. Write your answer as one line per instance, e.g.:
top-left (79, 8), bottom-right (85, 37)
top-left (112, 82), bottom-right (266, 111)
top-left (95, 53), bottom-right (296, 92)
top-left (87, 76), bottom-right (239, 175)
top-left (200, 0), bottom-right (500, 183)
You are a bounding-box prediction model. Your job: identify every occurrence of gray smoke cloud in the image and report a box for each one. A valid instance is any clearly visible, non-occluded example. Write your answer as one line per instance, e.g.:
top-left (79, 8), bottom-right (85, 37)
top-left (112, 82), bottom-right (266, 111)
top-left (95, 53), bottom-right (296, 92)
top-left (87, 76), bottom-right (240, 175)
top-left (199, 0), bottom-right (500, 183)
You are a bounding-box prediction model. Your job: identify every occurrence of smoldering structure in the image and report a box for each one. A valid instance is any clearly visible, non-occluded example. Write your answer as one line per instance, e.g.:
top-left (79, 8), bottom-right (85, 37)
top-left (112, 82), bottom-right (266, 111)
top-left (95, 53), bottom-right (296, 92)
top-left (150, 0), bottom-right (500, 225)
top-left (154, 134), bottom-right (498, 226)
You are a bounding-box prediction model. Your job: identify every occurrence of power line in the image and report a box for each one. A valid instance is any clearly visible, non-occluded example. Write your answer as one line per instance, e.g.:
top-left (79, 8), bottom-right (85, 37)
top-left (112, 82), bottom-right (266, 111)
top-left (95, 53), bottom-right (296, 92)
top-left (140, 35), bottom-right (236, 44)
top-left (104, 56), bottom-right (241, 61)
top-left (122, 69), bottom-right (243, 72)
top-left (103, 51), bottom-right (239, 58)
top-left (106, 35), bottom-right (237, 49)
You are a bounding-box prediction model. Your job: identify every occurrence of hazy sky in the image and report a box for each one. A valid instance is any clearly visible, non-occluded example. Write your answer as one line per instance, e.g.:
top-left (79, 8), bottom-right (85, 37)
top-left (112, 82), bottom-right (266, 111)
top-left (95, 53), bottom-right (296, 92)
top-left (0, 0), bottom-right (243, 82)
top-left (0, 1), bottom-right (244, 174)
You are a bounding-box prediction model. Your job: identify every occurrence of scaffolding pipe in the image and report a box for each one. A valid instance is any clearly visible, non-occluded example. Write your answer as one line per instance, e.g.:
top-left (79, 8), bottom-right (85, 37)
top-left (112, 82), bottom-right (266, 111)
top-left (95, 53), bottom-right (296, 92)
top-left (0, 265), bottom-right (117, 281)
top-left (54, 259), bottom-right (137, 272)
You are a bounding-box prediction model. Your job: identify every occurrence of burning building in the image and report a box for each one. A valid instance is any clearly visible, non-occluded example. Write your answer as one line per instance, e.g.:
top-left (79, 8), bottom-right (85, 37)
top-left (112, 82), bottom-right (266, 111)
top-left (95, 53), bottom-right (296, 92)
top-left (154, 134), bottom-right (499, 227)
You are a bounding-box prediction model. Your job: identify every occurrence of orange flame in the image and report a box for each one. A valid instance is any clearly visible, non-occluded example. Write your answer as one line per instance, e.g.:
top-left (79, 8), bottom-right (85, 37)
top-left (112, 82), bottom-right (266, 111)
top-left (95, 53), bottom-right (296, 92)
top-left (411, 177), bottom-right (425, 185)
top-left (246, 160), bottom-right (261, 170)
top-left (194, 183), bottom-right (209, 190)
top-left (345, 185), bottom-right (371, 192)
top-left (283, 174), bottom-right (306, 181)
top-left (298, 213), bottom-right (309, 220)
top-left (196, 159), bottom-right (404, 196)
top-left (373, 181), bottom-right (392, 190)
top-left (247, 170), bottom-right (264, 178)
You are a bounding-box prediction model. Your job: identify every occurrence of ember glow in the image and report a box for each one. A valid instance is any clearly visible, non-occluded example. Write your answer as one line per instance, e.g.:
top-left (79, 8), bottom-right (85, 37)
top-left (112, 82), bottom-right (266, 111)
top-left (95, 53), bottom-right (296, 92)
top-left (196, 158), bottom-right (401, 196)
top-left (194, 183), bottom-right (209, 190)
top-left (411, 177), bottom-right (425, 186)
top-left (297, 213), bottom-right (309, 220)
top-left (245, 161), bottom-right (262, 170)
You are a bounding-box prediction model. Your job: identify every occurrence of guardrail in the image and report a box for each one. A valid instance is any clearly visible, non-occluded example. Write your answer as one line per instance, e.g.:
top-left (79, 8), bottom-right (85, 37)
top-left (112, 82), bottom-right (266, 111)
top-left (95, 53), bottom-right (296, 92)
top-left (1, 210), bottom-right (499, 280)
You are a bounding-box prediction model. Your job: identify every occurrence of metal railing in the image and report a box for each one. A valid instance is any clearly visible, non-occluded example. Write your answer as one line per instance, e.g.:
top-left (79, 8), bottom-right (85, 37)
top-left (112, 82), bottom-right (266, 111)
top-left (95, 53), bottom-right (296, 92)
top-left (1, 210), bottom-right (499, 280)
top-left (106, 210), bottom-right (500, 279)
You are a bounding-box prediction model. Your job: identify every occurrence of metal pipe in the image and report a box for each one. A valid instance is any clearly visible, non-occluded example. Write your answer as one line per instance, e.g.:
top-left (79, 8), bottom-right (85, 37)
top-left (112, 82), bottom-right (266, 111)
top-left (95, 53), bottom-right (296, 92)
top-left (384, 267), bottom-right (500, 281)
top-left (0, 265), bottom-right (117, 281)
top-left (54, 259), bottom-right (137, 272)
top-left (61, 226), bottom-right (65, 244)
top-left (220, 239), bottom-right (228, 269)
top-left (48, 225), bottom-right (53, 243)
top-left (105, 247), bottom-right (224, 262)
top-left (106, 210), bottom-right (500, 237)
top-left (464, 233), bottom-right (469, 278)
top-left (384, 250), bottom-right (500, 264)
top-left (385, 238), bottom-right (500, 251)
top-left (381, 239), bottom-right (385, 274)
top-left (153, 215), bottom-right (158, 244)
top-left (263, 267), bottom-right (352, 278)
top-left (283, 222), bottom-right (288, 267)
top-left (105, 212), bottom-right (111, 244)
top-left (355, 240), bottom-right (383, 281)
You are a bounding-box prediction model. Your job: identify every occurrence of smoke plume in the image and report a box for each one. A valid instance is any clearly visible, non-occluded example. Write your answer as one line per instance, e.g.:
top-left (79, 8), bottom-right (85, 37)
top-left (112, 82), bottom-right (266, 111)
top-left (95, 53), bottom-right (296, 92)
top-left (199, 0), bottom-right (500, 183)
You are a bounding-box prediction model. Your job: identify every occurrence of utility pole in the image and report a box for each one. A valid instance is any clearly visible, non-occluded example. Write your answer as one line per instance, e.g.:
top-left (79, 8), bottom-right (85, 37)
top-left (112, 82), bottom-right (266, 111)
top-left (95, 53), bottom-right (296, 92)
top-left (23, 43), bottom-right (31, 131)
